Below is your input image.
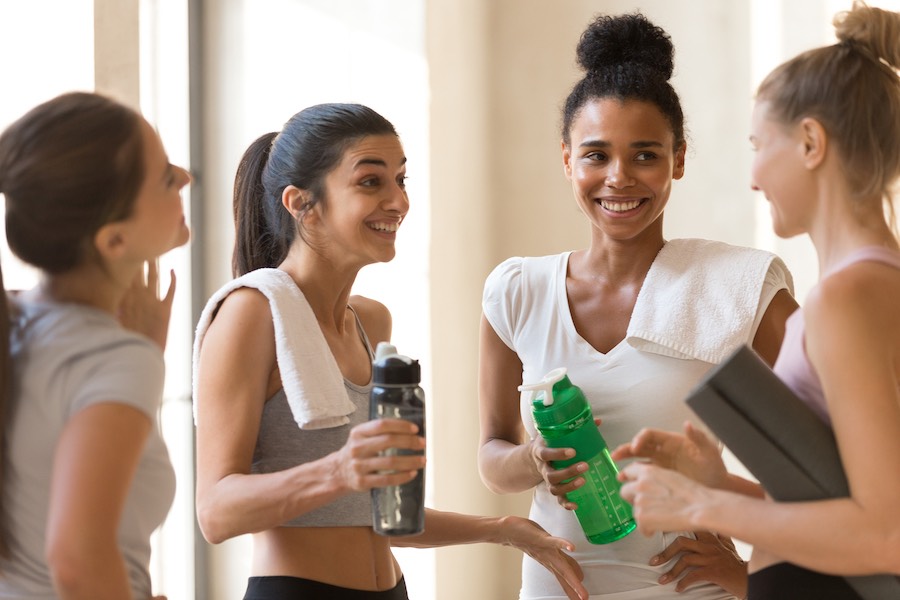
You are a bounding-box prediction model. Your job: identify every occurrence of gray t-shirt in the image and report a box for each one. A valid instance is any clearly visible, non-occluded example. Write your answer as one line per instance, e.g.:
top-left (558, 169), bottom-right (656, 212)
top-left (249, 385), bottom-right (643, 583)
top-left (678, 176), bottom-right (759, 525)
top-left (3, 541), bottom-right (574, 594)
top-left (0, 298), bottom-right (175, 599)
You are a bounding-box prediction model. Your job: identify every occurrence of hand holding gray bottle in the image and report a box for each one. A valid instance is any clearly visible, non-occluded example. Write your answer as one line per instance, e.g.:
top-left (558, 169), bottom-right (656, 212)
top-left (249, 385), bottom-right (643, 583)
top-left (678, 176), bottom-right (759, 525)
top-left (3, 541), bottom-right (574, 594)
top-left (369, 342), bottom-right (426, 536)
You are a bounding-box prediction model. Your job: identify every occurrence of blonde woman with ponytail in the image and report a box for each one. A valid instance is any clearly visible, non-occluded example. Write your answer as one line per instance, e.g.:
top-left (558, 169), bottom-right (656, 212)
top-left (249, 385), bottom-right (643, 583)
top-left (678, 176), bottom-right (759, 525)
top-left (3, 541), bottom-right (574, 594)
top-left (617, 3), bottom-right (900, 598)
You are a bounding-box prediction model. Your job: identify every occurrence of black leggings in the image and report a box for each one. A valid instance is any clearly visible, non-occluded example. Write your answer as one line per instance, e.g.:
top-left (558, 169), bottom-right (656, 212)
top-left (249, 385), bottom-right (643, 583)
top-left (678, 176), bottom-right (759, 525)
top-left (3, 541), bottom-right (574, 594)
top-left (243, 576), bottom-right (409, 600)
top-left (748, 563), bottom-right (863, 600)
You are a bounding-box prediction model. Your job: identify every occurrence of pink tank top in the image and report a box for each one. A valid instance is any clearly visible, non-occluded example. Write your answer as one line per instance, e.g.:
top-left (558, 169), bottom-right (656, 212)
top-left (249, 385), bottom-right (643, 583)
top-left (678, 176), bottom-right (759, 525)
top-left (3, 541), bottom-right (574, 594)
top-left (773, 246), bottom-right (900, 426)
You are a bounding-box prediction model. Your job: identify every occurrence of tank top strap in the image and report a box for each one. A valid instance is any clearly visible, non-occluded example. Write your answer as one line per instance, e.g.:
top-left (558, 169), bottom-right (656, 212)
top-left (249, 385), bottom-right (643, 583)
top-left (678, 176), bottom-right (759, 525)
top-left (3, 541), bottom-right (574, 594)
top-left (347, 304), bottom-right (376, 361)
top-left (828, 246), bottom-right (900, 276)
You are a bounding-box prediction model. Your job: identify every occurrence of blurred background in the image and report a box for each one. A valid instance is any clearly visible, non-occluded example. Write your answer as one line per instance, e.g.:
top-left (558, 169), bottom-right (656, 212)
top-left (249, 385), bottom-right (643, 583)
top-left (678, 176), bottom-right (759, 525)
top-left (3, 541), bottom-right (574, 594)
top-left (0, 1), bottom-right (892, 598)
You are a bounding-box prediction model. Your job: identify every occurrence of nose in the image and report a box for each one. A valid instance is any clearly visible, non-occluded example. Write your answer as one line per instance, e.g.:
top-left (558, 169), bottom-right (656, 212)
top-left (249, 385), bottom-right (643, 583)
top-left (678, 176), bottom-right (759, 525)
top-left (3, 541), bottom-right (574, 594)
top-left (385, 180), bottom-right (410, 215)
top-left (177, 165), bottom-right (192, 188)
top-left (606, 159), bottom-right (634, 189)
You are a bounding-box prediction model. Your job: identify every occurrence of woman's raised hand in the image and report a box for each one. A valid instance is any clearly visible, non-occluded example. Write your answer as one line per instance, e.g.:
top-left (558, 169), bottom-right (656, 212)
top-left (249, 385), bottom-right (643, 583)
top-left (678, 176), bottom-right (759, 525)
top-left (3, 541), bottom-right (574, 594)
top-left (118, 260), bottom-right (176, 351)
top-left (611, 421), bottom-right (728, 489)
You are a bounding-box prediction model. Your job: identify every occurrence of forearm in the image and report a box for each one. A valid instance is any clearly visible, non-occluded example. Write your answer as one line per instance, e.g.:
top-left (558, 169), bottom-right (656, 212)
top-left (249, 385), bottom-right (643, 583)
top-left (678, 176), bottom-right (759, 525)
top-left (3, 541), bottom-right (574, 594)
top-left (49, 545), bottom-right (132, 600)
top-left (198, 453), bottom-right (349, 543)
top-left (391, 509), bottom-right (505, 548)
top-left (723, 473), bottom-right (766, 498)
top-left (478, 438), bottom-right (542, 494)
top-left (697, 490), bottom-right (900, 575)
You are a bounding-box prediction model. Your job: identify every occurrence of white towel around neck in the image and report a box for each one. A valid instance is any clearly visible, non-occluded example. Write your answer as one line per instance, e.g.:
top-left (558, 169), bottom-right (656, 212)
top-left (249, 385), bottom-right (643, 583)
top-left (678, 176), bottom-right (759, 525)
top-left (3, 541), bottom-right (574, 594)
top-left (192, 268), bottom-right (355, 430)
top-left (626, 239), bottom-right (791, 364)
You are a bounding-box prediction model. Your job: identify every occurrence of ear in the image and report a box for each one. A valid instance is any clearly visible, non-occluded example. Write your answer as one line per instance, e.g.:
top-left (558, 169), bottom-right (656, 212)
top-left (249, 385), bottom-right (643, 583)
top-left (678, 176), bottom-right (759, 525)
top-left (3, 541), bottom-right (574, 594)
top-left (93, 223), bottom-right (127, 262)
top-left (282, 185), bottom-right (307, 216)
top-left (673, 142), bottom-right (687, 180)
top-left (282, 185), bottom-right (320, 226)
top-left (799, 117), bottom-right (827, 170)
top-left (562, 140), bottom-right (573, 180)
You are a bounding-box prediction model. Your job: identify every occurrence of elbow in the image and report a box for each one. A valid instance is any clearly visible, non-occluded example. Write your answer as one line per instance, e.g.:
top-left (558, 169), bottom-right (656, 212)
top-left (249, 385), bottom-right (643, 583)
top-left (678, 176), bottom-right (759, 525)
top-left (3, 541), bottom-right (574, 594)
top-left (883, 528), bottom-right (900, 575)
top-left (478, 469), bottom-right (506, 495)
top-left (196, 501), bottom-right (233, 545)
top-left (476, 450), bottom-right (511, 495)
top-left (46, 543), bottom-right (96, 597)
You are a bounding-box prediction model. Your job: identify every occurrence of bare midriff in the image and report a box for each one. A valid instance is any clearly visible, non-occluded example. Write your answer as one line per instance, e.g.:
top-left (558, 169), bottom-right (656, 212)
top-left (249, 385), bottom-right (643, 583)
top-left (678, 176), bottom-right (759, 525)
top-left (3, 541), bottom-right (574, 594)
top-left (250, 526), bottom-right (402, 591)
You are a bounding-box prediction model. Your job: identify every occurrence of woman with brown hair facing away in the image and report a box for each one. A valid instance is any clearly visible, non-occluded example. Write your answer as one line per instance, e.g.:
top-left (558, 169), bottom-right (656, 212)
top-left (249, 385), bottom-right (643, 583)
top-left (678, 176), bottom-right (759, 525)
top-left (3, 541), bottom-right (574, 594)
top-left (0, 91), bottom-right (190, 599)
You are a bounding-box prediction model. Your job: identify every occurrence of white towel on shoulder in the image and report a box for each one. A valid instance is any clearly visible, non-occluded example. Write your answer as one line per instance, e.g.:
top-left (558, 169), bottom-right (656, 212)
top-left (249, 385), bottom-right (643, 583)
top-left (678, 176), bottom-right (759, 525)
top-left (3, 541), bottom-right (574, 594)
top-left (626, 238), bottom-right (790, 364)
top-left (192, 268), bottom-right (355, 430)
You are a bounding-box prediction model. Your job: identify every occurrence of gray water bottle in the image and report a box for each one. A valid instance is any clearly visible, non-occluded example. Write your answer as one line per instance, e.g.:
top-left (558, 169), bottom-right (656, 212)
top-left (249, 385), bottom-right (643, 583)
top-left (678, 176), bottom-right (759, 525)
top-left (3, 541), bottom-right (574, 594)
top-left (369, 342), bottom-right (426, 536)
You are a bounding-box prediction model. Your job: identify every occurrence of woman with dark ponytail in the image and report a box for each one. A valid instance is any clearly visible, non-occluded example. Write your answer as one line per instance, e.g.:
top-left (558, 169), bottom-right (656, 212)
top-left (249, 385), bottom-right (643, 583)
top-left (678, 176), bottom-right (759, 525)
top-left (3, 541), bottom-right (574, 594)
top-left (618, 3), bottom-right (900, 599)
top-left (477, 13), bottom-right (798, 600)
top-left (0, 91), bottom-right (190, 598)
top-left (193, 103), bottom-right (588, 600)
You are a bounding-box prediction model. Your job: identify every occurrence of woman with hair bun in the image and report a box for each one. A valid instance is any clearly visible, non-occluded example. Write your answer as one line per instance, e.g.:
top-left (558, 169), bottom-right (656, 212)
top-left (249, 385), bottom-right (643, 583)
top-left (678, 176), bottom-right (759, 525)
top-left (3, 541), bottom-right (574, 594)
top-left (477, 12), bottom-right (798, 599)
top-left (618, 3), bottom-right (900, 599)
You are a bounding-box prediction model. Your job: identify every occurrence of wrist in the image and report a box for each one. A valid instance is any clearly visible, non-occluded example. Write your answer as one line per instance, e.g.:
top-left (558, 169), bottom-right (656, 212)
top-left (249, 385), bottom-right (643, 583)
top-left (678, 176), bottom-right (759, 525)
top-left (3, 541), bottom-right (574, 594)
top-left (522, 440), bottom-right (544, 485)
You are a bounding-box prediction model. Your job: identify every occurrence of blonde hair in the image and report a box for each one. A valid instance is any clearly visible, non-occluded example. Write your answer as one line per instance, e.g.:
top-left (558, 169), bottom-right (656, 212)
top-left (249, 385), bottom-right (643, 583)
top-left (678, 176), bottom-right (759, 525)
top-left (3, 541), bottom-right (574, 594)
top-left (757, 1), bottom-right (900, 221)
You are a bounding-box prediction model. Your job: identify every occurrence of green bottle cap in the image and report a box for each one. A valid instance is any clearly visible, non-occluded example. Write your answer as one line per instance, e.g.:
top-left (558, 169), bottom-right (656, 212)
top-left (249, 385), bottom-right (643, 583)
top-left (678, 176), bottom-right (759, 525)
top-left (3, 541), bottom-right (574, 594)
top-left (520, 368), bottom-right (590, 429)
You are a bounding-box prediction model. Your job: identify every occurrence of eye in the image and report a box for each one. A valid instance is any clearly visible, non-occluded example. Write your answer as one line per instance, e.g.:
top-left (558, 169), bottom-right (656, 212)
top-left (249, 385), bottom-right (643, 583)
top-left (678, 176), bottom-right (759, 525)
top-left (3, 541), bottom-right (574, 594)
top-left (397, 175), bottom-right (408, 189)
top-left (585, 151), bottom-right (608, 162)
top-left (360, 176), bottom-right (380, 187)
top-left (634, 151), bottom-right (658, 162)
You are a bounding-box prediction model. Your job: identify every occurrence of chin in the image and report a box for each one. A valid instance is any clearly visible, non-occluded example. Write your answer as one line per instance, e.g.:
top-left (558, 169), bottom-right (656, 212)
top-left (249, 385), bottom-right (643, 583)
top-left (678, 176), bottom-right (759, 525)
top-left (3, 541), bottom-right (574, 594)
top-left (171, 226), bottom-right (192, 250)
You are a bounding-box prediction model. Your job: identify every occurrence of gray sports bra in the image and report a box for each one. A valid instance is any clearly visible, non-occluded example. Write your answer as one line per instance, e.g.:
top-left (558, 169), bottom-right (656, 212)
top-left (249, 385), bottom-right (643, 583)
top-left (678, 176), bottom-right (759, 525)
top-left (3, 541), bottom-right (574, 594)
top-left (250, 306), bottom-right (375, 528)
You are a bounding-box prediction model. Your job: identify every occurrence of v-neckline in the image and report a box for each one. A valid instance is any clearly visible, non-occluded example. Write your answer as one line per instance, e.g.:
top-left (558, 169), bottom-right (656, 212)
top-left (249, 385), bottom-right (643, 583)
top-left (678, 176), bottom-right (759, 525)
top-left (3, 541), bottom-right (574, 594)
top-left (555, 251), bottom-right (641, 360)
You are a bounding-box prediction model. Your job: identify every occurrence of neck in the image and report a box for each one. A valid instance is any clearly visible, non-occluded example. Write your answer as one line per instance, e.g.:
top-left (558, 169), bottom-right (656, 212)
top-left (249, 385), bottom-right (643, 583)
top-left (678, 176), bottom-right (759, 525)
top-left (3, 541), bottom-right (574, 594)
top-left (36, 262), bottom-right (135, 315)
top-left (279, 249), bottom-right (358, 333)
top-left (581, 227), bottom-right (665, 285)
top-left (806, 189), bottom-right (898, 276)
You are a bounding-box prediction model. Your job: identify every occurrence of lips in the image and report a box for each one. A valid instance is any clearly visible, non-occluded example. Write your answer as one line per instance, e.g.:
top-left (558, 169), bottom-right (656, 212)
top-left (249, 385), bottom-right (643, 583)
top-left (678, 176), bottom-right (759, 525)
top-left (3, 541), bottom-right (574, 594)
top-left (367, 221), bottom-right (400, 233)
top-left (598, 198), bottom-right (646, 212)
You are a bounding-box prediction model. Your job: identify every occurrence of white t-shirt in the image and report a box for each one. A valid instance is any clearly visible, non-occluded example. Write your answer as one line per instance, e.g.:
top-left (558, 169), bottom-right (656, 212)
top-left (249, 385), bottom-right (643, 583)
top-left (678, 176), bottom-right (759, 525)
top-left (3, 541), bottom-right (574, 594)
top-left (0, 298), bottom-right (175, 599)
top-left (482, 241), bottom-right (791, 599)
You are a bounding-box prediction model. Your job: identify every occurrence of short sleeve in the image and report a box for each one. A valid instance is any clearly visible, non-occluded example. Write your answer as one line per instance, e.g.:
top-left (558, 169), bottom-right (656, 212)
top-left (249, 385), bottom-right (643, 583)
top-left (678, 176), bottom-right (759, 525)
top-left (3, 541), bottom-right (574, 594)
top-left (750, 254), bottom-right (795, 337)
top-left (68, 338), bottom-right (166, 419)
top-left (482, 257), bottom-right (524, 351)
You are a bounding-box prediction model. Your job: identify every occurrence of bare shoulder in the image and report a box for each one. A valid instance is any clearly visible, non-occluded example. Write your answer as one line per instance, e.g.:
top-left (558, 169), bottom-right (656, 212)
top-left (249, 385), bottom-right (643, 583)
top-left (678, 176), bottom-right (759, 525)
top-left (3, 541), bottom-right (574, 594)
top-left (807, 261), bottom-right (900, 316)
top-left (348, 295), bottom-right (391, 347)
top-left (201, 287), bottom-right (275, 352)
top-left (805, 261), bottom-right (900, 350)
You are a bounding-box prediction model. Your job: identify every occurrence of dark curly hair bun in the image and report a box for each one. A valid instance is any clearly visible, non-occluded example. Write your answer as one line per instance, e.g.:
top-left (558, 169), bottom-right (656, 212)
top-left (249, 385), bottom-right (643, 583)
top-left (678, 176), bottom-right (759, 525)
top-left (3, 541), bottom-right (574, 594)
top-left (576, 12), bottom-right (675, 81)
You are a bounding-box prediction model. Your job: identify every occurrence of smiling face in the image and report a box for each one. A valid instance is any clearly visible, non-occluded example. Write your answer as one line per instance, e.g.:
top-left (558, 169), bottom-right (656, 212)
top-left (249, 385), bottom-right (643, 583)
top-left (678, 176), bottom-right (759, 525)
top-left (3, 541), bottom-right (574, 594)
top-left (749, 100), bottom-right (813, 239)
top-left (309, 134), bottom-right (409, 266)
top-left (562, 98), bottom-right (685, 243)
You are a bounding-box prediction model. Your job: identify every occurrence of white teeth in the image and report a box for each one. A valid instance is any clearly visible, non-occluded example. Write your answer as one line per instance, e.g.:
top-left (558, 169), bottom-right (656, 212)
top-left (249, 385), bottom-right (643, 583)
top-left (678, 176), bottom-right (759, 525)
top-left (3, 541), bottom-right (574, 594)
top-left (600, 199), bottom-right (642, 212)
top-left (369, 222), bottom-right (399, 232)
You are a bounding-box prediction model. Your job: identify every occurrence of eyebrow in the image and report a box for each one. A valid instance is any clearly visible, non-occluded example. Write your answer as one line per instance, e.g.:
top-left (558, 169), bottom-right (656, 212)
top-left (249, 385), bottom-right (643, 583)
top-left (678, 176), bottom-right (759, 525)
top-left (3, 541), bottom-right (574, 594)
top-left (578, 139), bottom-right (665, 149)
top-left (354, 156), bottom-right (409, 169)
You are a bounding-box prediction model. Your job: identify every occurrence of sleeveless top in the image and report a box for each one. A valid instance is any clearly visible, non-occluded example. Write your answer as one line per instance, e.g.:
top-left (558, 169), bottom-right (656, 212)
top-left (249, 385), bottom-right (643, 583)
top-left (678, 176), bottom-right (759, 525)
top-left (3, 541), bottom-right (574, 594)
top-left (773, 246), bottom-right (900, 425)
top-left (250, 306), bottom-right (376, 527)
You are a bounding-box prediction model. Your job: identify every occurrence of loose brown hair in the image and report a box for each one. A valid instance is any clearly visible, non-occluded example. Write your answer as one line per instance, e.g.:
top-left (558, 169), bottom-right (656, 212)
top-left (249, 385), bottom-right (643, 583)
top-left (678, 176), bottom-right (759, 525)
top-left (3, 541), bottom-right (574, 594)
top-left (0, 91), bottom-right (146, 556)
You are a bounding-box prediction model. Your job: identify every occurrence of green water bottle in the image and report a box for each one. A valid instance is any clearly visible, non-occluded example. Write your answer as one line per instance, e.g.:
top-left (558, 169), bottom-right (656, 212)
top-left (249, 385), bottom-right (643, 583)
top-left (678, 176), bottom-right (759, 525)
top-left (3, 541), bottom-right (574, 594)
top-left (520, 367), bottom-right (636, 544)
